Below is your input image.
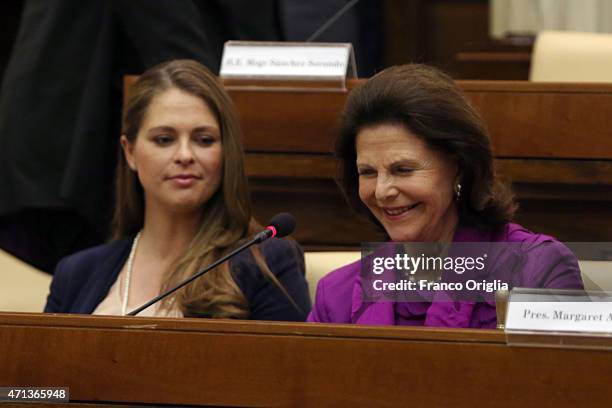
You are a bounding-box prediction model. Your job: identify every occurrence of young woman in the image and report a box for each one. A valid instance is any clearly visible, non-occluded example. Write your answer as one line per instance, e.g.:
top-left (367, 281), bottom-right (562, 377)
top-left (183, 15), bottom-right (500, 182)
top-left (45, 60), bottom-right (310, 320)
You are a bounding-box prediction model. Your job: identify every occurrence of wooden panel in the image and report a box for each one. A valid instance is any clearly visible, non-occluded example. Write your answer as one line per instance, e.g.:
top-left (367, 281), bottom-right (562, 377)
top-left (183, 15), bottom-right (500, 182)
top-left (247, 154), bottom-right (612, 186)
top-left (496, 159), bottom-right (612, 186)
top-left (382, 0), bottom-right (426, 66)
top-left (2, 312), bottom-right (612, 407)
top-left (246, 153), bottom-right (336, 178)
top-left (454, 40), bottom-right (532, 80)
top-left (128, 76), bottom-right (612, 159)
top-left (382, 0), bottom-right (530, 79)
top-left (463, 81), bottom-right (612, 159)
top-left (228, 80), bottom-right (612, 159)
top-left (229, 86), bottom-right (347, 153)
top-left (514, 199), bottom-right (612, 242)
top-left (426, 0), bottom-right (490, 71)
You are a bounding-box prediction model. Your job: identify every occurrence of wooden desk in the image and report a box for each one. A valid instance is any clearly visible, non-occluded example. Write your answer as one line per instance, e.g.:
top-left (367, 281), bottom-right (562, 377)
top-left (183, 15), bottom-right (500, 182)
top-left (124, 78), bottom-right (612, 245)
top-left (1, 312), bottom-right (611, 407)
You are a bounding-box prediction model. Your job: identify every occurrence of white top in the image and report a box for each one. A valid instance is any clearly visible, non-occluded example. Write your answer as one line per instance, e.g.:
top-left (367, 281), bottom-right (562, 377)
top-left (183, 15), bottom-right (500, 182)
top-left (93, 269), bottom-right (183, 318)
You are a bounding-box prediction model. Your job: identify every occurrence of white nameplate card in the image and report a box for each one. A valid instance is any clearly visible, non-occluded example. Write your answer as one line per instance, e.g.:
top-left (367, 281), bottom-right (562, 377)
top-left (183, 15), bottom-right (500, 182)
top-left (220, 41), bottom-right (357, 83)
top-left (505, 289), bottom-right (612, 335)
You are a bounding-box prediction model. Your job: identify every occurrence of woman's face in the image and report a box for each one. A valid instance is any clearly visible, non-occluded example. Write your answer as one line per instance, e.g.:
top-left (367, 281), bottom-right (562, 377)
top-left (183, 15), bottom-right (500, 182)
top-left (121, 87), bottom-right (223, 216)
top-left (356, 124), bottom-right (458, 242)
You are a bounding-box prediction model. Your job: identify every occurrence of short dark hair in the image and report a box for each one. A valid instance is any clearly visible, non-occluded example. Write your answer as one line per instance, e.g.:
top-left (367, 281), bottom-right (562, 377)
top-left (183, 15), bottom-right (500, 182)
top-left (336, 64), bottom-right (516, 232)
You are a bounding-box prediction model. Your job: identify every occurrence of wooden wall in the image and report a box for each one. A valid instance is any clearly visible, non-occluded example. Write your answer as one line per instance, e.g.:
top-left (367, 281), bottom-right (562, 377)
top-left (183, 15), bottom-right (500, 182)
top-left (383, 0), bottom-right (532, 79)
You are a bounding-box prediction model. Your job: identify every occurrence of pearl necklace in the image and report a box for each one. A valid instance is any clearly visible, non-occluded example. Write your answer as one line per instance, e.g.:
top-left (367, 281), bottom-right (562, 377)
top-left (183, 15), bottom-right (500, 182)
top-left (122, 231), bottom-right (141, 316)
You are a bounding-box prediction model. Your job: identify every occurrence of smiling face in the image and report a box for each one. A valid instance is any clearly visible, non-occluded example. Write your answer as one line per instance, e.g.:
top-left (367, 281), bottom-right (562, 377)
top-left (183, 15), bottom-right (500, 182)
top-left (356, 124), bottom-right (459, 242)
top-left (121, 87), bottom-right (223, 216)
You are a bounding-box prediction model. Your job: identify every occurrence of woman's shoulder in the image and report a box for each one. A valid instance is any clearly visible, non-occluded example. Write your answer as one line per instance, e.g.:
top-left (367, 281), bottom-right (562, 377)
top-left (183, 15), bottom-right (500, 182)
top-left (501, 223), bottom-right (560, 244)
top-left (259, 237), bottom-right (303, 263)
top-left (231, 237), bottom-right (303, 274)
top-left (54, 239), bottom-right (131, 280)
top-left (59, 239), bottom-right (130, 266)
top-left (231, 237), bottom-right (311, 321)
top-left (495, 223), bottom-right (575, 258)
top-left (230, 237), bottom-right (306, 291)
top-left (307, 258), bottom-right (361, 323)
top-left (45, 238), bottom-right (132, 313)
top-left (487, 223), bottom-right (582, 289)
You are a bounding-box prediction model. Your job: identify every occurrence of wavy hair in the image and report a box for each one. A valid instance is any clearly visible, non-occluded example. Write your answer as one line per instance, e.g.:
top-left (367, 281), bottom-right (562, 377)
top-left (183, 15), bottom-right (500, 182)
top-left (115, 59), bottom-right (286, 317)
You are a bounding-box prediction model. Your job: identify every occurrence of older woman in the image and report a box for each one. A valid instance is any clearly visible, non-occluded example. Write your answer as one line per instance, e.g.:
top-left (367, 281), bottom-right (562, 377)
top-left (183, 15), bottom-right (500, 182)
top-left (45, 60), bottom-right (310, 320)
top-left (308, 64), bottom-right (583, 328)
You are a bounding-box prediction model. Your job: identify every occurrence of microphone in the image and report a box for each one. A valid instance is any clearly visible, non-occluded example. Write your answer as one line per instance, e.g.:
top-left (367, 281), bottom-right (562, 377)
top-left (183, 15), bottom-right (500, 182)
top-left (127, 213), bottom-right (296, 316)
top-left (253, 212), bottom-right (296, 243)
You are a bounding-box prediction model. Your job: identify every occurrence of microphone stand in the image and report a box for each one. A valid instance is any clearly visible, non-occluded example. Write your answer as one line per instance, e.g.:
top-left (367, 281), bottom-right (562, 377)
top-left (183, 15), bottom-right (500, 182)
top-left (127, 230), bottom-right (271, 316)
top-left (306, 0), bottom-right (361, 42)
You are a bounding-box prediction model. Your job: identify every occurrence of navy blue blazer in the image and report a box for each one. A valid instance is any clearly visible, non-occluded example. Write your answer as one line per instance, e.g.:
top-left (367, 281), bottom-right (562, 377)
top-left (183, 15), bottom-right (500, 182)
top-left (44, 237), bottom-right (311, 321)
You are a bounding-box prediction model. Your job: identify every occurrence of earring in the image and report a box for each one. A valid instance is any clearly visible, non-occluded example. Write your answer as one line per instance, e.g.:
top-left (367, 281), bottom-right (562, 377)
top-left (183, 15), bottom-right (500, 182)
top-left (454, 183), bottom-right (462, 201)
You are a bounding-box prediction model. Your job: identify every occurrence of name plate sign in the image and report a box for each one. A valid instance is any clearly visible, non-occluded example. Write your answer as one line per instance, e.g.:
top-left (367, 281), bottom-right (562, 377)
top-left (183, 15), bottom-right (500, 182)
top-left (220, 41), bottom-right (356, 83)
top-left (505, 289), bottom-right (612, 335)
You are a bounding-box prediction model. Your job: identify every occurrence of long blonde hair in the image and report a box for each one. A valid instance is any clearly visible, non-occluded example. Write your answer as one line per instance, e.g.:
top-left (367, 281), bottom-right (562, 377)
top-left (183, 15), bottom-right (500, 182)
top-left (115, 59), bottom-right (269, 317)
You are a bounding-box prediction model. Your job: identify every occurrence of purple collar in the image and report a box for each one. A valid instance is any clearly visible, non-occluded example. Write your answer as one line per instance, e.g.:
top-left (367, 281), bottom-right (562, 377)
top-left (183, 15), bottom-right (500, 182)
top-left (350, 224), bottom-right (494, 326)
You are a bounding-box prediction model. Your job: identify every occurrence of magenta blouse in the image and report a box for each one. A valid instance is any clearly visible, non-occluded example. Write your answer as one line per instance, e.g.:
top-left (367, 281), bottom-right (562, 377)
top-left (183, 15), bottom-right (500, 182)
top-left (307, 223), bottom-right (584, 328)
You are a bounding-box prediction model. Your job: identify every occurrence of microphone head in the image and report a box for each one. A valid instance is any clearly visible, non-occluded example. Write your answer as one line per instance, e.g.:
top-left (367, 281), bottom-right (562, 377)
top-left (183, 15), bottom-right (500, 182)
top-left (268, 213), bottom-right (296, 238)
